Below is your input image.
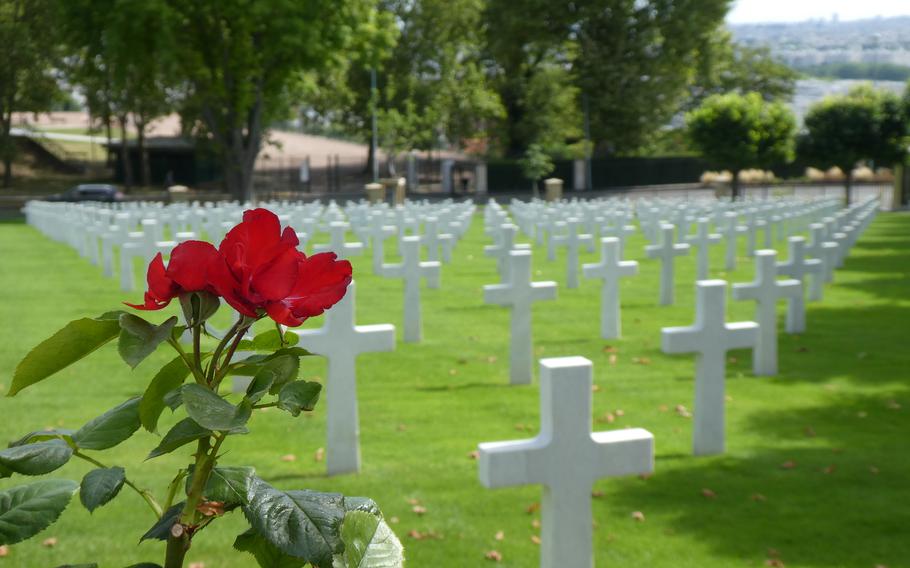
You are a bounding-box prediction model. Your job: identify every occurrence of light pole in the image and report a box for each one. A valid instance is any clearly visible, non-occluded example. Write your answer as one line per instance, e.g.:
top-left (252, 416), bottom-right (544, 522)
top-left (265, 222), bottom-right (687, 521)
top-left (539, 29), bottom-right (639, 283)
top-left (371, 68), bottom-right (379, 182)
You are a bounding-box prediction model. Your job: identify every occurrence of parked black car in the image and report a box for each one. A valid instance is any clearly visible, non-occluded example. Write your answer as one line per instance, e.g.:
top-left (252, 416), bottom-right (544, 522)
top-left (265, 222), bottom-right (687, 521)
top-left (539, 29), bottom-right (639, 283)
top-left (45, 184), bottom-right (124, 203)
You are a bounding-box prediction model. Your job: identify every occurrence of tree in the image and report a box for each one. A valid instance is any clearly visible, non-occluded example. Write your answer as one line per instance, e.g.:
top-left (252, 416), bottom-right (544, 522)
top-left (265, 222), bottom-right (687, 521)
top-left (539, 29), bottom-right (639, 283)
top-left (686, 92), bottom-right (796, 200)
top-left (572, 0), bottom-right (731, 154)
top-left (799, 85), bottom-right (908, 205)
top-left (519, 143), bottom-right (554, 196)
top-left (686, 29), bottom-right (797, 112)
top-left (482, 0), bottom-right (732, 157)
top-left (166, 0), bottom-right (388, 201)
top-left (308, 0), bottom-right (502, 171)
top-left (0, 0), bottom-right (61, 187)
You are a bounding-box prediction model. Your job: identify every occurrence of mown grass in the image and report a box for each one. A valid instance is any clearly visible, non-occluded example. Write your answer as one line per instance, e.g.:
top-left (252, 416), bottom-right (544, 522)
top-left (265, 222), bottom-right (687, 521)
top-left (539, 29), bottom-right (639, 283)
top-left (0, 209), bottom-right (908, 567)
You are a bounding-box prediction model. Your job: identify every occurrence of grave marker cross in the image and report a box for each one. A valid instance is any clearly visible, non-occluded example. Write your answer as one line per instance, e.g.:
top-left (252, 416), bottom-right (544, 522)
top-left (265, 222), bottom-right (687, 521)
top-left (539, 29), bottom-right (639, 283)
top-left (662, 280), bottom-right (759, 455)
top-left (685, 217), bottom-right (722, 280)
top-left (380, 235), bottom-right (440, 342)
top-left (478, 357), bottom-right (654, 568)
top-left (732, 250), bottom-right (801, 376)
top-left (582, 237), bottom-right (638, 339)
top-left (552, 218), bottom-right (593, 289)
top-left (313, 221), bottom-right (364, 259)
top-left (776, 236), bottom-right (822, 334)
top-left (291, 281), bottom-right (395, 475)
top-left (484, 250), bottom-right (557, 385)
top-left (645, 223), bottom-right (690, 305)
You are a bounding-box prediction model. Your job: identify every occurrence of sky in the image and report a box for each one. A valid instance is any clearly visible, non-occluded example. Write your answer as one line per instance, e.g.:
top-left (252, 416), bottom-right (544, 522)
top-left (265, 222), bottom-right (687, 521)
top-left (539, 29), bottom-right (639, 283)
top-left (727, 0), bottom-right (910, 24)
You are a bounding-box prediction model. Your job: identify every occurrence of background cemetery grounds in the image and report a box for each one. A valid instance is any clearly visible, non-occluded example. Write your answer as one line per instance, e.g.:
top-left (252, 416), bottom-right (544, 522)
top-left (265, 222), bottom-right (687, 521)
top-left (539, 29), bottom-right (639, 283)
top-left (0, 209), bottom-right (908, 567)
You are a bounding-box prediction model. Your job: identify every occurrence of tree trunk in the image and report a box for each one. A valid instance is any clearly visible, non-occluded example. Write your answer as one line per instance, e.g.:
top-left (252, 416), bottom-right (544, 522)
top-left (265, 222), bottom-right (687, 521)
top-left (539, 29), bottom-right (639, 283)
top-left (844, 169), bottom-right (853, 207)
top-left (730, 169), bottom-right (741, 201)
top-left (136, 115), bottom-right (150, 187)
top-left (1, 113), bottom-right (12, 188)
top-left (119, 115), bottom-right (133, 189)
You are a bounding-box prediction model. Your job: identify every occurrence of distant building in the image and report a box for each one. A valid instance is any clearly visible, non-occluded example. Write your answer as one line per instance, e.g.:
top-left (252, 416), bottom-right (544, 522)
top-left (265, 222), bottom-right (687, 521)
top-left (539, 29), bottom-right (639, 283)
top-left (105, 137), bottom-right (221, 186)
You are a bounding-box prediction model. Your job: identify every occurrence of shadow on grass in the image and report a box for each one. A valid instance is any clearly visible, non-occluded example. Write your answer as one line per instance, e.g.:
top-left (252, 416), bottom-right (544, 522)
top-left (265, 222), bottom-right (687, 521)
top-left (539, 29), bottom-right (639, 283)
top-left (777, 305), bottom-right (910, 385)
top-left (416, 382), bottom-right (514, 392)
top-left (610, 391), bottom-right (910, 567)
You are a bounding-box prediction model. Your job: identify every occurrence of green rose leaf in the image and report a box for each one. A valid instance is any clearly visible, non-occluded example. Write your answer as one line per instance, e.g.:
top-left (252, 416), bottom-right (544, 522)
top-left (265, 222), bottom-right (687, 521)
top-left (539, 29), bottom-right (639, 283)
top-left (186, 466), bottom-right (254, 506)
top-left (147, 418), bottom-right (211, 460)
top-left (9, 429), bottom-right (75, 447)
top-left (243, 477), bottom-right (345, 568)
top-left (140, 502), bottom-right (183, 542)
top-left (335, 510), bottom-right (404, 568)
top-left (246, 356), bottom-right (300, 404)
top-left (277, 381), bottom-right (322, 417)
top-left (239, 329), bottom-right (300, 351)
top-left (139, 356), bottom-right (192, 433)
top-left (79, 467), bottom-right (126, 513)
top-left (73, 397), bottom-right (141, 451)
top-left (118, 314), bottom-right (178, 369)
top-left (182, 384), bottom-right (252, 431)
top-left (0, 440), bottom-right (73, 476)
top-left (8, 313), bottom-right (123, 396)
top-left (232, 347), bottom-right (311, 376)
top-left (234, 528), bottom-right (306, 568)
top-left (0, 479), bottom-right (79, 546)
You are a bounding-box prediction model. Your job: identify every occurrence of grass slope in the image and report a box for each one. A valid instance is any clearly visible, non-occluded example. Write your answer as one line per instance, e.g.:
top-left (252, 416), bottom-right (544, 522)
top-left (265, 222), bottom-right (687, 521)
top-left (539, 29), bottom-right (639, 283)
top-left (0, 210), bottom-right (908, 567)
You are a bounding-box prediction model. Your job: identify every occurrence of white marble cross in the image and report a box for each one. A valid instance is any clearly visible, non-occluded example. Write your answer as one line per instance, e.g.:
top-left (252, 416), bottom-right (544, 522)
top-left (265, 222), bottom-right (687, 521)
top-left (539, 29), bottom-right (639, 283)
top-left (685, 217), bottom-right (722, 280)
top-left (582, 237), bottom-right (638, 339)
top-left (484, 250), bottom-right (557, 385)
top-left (721, 212), bottom-right (746, 270)
top-left (422, 216), bottom-right (455, 264)
top-left (662, 280), bottom-right (758, 455)
top-left (484, 224), bottom-right (527, 282)
top-left (478, 357), bottom-right (654, 568)
top-left (805, 223), bottom-right (831, 301)
top-left (552, 218), bottom-right (593, 289)
top-left (290, 281), bottom-right (395, 475)
top-left (645, 223), bottom-right (690, 305)
top-left (776, 236), bottom-right (822, 334)
top-left (313, 221), bottom-right (364, 259)
top-left (366, 217), bottom-right (396, 274)
top-left (380, 235), bottom-right (440, 343)
top-left (732, 250), bottom-right (801, 376)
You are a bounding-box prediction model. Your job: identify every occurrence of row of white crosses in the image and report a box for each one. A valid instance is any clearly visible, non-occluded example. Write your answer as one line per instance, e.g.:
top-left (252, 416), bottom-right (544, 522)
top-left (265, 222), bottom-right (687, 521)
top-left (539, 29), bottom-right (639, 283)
top-left (475, 200), bottom-right (878, 568)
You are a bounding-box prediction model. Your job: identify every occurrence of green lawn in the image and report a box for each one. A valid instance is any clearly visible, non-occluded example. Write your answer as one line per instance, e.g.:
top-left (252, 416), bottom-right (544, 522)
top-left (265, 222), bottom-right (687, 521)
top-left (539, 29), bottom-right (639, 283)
top-left (0, 210), bottom-right (908, 567)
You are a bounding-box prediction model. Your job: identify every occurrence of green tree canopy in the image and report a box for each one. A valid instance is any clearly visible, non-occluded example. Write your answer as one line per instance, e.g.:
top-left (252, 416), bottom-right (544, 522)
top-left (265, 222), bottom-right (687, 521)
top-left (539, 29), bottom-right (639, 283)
top-left (799, 84), bottom-right (908, 204)
top-left (165, 0), bottom-right (390, 200)
top-left (0, 0), bottom-right (62, 187)
top-left (686, 92), bottom-right (796, 199)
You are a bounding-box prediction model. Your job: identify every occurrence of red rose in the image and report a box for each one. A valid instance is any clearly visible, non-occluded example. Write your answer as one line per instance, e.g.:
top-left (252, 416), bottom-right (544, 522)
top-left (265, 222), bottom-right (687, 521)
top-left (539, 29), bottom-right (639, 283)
top-left (126, 241), bottom-right (220, 310)
top-left (209, 208), bottom-right (352, 326)
top-left (264, 251), bottom-right (353, 327)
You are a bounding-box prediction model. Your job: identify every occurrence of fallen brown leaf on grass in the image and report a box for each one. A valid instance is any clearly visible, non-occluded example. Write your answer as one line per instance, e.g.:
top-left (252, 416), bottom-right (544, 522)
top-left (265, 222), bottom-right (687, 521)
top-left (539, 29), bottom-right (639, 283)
top-left (592, 384), bottom-right (602, 393)
top-left (765, 559), bottom-right (785, 567)
top-left (389, 516), bottom-right (399, 524)
top-left (526, 502), bottom-right (540, 514)
top-left (804, 426), bottom-right (816, 437)
top-left (314, 448), bottom-right (324, 462)
top-left (468, 450), bottom-right (480, 460)
top-left (592, 490), bottom-right (605, 498)
top-left (780, 460), bottom-right (797, 469)
top-left (658, 404), bottom-right (669, 412)
top-left (531, 519), bottom-right (541, 529)
top-left (0, 545), bottom-right (9, 557)
top-left (596, 412), bottom-right (615, 424)
top-left (727, 356), bottom-right (738, 364)
top-left (632, 357), bottom-right (651, 365)
top-left (531, 535), bottom-right (541, 545)
top-left (631, 511), bottom-right (645, 522)
top-left (608, 354), bottom-right (618, 365)
top-left (41, 538), bottom-right (57, 548)
top-left (602, 345), bottom-right (618, 354)
top-left (822, 465), bottom-right (836, 474)
top-left (675, 405), bottom-right (692, 418)
top-left (796, 346), bottom-right (809, 353)
top-left (280, 454), bottom-right (296, 462)
top-left (188, 563), bottom-right (205, 568)
top-left (408, 530), bottom-right (425, 540)
top-left (886, 400), bottom-right (901, 410)
top-left (494, 530), bottom-right (504, 541)
top-left (701, 488), bottom-right (716, 499)
top-left (486, 355), bottom-right (498, 364)
top-left (397, 424), bottom-right (408, 432)
top-left (485, 550), bottom-right (502, 562)
top-left (412, 505), bottom-right (427, 515)
top-left (407, 498), bottom-right (421, 506)
top-left (615, 409), bottom-right (625, 417)
top-left (751, 493), bottom-right (767, 502)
